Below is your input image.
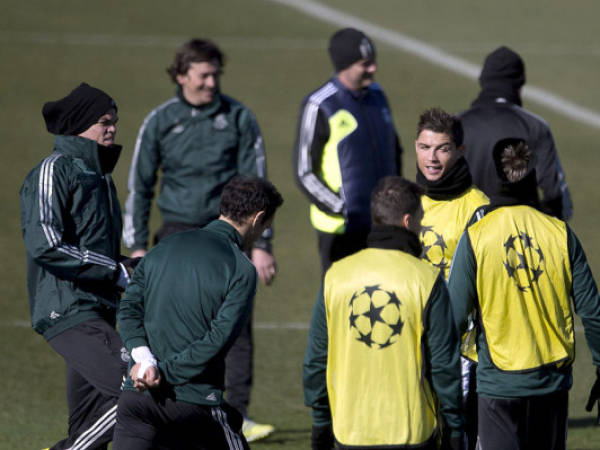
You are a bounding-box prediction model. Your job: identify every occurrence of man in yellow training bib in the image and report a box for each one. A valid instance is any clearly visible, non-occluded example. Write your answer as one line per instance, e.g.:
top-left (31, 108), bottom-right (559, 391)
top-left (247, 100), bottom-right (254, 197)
top-left (449, 139), bottom-right (600, 450)
top-left (304, 176), bottom-right (464, 449)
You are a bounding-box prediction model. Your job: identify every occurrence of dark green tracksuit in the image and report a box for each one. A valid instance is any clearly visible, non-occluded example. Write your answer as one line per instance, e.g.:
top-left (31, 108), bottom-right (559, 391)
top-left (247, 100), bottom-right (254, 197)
top-left (20, 135), bottom-right (127, 449)
top-left (115, 220), bottom-right (256, 448)
top-left (122, 90), bottom-right (268, 252)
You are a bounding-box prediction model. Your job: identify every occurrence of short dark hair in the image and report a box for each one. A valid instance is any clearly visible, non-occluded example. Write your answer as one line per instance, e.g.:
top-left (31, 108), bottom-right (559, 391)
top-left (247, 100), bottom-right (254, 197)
top-left (371, 176), bottom-right (424, 226)
top-left (220, 176), bottom-right (283, 224)
top-left (166, 39), bottom-right (225, 83)
top-left (416, 107), bottom-right (463, 147)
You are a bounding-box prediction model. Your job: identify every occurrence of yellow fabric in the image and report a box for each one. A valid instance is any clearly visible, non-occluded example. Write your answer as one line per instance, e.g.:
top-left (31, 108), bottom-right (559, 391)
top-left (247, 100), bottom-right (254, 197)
top-left (324, 248), bottom-right (439, 446)
top-left (310, 109), bottom-right (357, 233)
top-left (468, 206), bottom-right (574, 371)
top-left (420, 187), bottom-right (489, 281)
top-left (420, 187), bottom-right (488, 361)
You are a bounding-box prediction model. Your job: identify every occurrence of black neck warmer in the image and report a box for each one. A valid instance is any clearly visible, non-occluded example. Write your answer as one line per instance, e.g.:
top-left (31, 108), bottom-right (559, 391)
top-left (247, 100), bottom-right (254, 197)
top-left (489, 170), bottom-right (540, 209)
top-left (367, 225), bottom-right (422, 257)
top-left (472, 87), bottom-right (522, 108)
top-left (416, 157), bottom-right (472, 200)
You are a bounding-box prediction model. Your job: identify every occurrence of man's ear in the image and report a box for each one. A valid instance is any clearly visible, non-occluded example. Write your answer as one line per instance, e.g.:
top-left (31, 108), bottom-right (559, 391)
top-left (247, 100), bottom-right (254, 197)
top-left (250, 210), bottom-right (266, 228)
top-left (401, 212), bottom-right (411, 230)
top-left (457, 144), bottom-right (465, 154)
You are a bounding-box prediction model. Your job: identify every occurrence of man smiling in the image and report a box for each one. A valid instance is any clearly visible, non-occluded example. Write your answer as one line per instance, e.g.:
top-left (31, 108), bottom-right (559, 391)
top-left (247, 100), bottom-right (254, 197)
top-left (415, 108), bottom-right (488, 449)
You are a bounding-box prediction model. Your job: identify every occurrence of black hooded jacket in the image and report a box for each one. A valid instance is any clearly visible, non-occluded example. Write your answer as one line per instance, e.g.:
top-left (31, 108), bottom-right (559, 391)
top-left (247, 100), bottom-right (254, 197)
top-left (458, 46), bottom-right (572, 220)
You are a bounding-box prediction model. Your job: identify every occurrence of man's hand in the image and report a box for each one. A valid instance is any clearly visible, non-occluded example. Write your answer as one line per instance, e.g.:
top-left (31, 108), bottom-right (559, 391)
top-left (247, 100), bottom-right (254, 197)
top-left (585, 368), bottom-right (600, 424)
top-left (130, 363), bottom-right (161, 392)
top-left (131, 249), bottom-right (147, 259)
top-left (252, 248), bottom-right (276, 286)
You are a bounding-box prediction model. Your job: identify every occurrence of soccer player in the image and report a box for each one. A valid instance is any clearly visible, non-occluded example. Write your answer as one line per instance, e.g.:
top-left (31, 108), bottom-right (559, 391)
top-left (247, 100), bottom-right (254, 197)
top-left (414, 108), bottom-right (488, 449)
top-left (415, 108), bottom-right (488, 280)
top-left (113, 176), bottom-right (283, 449)
top-left (20, 83), bottom-right (130, 449)
top-left (303, 176), bottom-right (464, 450)
top-left (122, 38), bottom-right (276, 441)
top-left (449, 139), bottom-right (600, 450)
top-left (293, 27), bottom-right (403, 274)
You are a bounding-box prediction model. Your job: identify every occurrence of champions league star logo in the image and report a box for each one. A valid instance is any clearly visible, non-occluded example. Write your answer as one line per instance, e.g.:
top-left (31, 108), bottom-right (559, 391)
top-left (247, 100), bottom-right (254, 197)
top-left (503, 232), bottom-right (545, 292)
top-left (420, 225), bottom-right (449, 278)
top-left (348, 284), bottom-right (404, 350)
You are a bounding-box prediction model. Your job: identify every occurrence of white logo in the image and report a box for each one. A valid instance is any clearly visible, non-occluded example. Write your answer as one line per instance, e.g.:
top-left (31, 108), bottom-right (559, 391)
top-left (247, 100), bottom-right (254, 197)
top-left (206, 392), bottom-right (217, 401)
top-left (120, 347), bottom-right (131, 363)
top-left (212, 114), bottom-right (228, 130)
top-left (359, 37), bottom-right (373, 59)
top-left (172, 124), bottom-right (185, 134)
top-left (50, 311), bottom-right (61, 320)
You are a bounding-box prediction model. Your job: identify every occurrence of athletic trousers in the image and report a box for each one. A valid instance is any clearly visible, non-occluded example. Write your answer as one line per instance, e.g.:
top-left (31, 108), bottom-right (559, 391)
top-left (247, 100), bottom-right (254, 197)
top-left (48, 318), bottom-right (128, 450)
top-left (113, 390), bottom-right (249, 449)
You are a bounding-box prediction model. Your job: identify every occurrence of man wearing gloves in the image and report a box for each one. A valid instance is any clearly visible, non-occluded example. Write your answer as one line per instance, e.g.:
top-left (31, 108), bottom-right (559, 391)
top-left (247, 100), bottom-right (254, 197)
top-left (20, 82), bottom-right (130, 449)
top-left (114, 176), bottom-right (283, 449)
top-left (293, 27), bottom-right (403, 274)
top-left (459, 46), bottom-right (572, 220)
top-left (303, 176), bottom-right (464, 450)
top-left (448, 139), bottom-right (600, 450)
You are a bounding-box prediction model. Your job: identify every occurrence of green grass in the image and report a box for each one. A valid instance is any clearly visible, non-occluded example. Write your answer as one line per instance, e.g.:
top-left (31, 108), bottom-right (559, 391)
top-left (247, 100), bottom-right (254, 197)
top-left (2, 0), bottom-right (600, 447)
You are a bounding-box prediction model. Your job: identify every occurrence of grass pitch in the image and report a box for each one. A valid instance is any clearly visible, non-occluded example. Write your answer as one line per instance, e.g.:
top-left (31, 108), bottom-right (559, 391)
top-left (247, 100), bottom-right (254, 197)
top-left (2, 0), bottom-right (600, 448)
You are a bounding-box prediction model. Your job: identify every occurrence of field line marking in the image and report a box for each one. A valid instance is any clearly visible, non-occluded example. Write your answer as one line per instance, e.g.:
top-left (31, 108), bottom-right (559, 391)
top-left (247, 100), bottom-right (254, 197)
top-left (268, 0), bottom-right (600, 129)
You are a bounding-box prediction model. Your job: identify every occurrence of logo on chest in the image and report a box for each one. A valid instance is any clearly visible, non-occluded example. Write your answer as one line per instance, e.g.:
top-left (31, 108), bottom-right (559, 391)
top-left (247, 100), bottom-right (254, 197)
top-left (212, 113), bottom-right (228, 130)
top-left (420, 225), bottom-right (449, 277)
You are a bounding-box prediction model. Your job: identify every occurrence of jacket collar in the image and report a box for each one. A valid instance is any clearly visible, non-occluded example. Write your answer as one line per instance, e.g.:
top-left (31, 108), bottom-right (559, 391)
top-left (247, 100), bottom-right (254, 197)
top-left (176, 87), bottom-right (223, 118)
top-left (206, 219), bottom-right (243, 249)
top-left (367, 225), bottom-right (422, 257)
top-left (416, 156), bottom-right (473, 200)
top-left (53, 135), bottom-right (122, 175)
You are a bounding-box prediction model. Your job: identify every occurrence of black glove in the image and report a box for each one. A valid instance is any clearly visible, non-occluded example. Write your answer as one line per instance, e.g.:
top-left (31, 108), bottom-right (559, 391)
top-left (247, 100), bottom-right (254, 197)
top-left (311, 424), bottom-right (334, 450)
top-left (120, 256), bottom-right (142, 270)
top-left (585, 368), bottom-right (600, 425)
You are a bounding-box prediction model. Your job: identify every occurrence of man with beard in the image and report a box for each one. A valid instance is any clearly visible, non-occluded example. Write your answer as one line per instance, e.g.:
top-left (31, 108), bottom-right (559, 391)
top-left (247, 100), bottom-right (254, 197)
top-left (294, 27), bottom-right (403, 274)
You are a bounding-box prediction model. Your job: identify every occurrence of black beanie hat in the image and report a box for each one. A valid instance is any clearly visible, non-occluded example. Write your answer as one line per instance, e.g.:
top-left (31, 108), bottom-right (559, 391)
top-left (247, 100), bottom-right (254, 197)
top-left (328, 28), bottom-right (376, 72)
top-left (42, 82), bottom-right (117, 136)
top-left (479, 46), bottom-right (526, 91)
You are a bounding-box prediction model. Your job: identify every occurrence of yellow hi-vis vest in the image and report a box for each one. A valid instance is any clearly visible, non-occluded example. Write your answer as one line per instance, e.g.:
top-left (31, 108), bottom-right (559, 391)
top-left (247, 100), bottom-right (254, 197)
top-left (324, 248), bottom-right (440, 446)
top-left (467, 205), bottom-right (574, 371)
top-left (420, 186), bottom-right (488, 361)
top-left (420, 186), bottom-right (489, 281)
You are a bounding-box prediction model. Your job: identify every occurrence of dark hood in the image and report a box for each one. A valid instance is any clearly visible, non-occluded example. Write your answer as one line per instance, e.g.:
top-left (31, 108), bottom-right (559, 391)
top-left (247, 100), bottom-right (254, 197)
top-left (473, 46), bottom-right (525, 107)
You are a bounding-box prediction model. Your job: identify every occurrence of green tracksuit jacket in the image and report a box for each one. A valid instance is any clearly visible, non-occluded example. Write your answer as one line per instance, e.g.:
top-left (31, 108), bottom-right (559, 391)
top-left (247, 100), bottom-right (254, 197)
top-left (449, 205), bottom-right (600, 398)
top-left (20, 135), bottom-right (124, 340)
top-left (117, 220), bottom-right (257, 405)
top-left (122, 90), bottom-right (268, 251)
